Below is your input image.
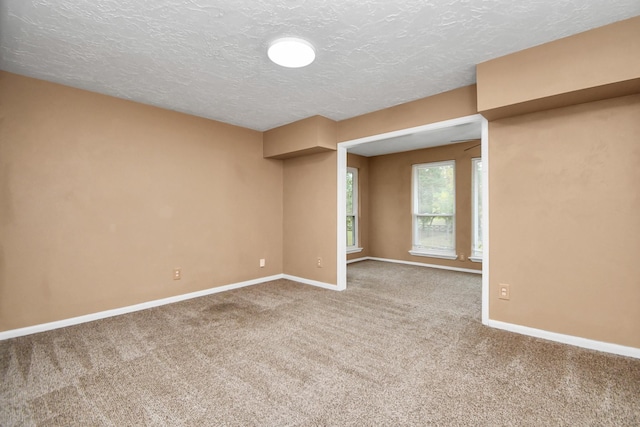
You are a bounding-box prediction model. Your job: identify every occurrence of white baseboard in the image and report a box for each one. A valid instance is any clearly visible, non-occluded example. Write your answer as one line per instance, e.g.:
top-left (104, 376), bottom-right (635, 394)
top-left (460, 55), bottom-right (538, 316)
top-left (357, 258), bottom-right (638, 358)
top-left (0, 274), bottom-right (283, 341)
top-left (282, 274), bottom-right (343, 291)
top-left (487, 319), bottom-right (640, 360)
top-left (4, 270), bottom-right (636, 360)
top-left (346, 256), bottom-right (369, 264)
top-left (366, 257), bottom-right (482, 275)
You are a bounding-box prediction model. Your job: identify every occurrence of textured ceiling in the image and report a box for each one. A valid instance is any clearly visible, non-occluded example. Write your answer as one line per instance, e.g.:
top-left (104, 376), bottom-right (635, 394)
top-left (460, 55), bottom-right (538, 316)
top-left (348, 121), bottom-right (481, 157)
top-left (1, 1), bottom-right (639, 131)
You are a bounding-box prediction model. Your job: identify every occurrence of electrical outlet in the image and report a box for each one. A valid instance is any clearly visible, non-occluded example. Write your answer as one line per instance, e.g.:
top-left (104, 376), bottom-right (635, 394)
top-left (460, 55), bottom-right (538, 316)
top-left (317, 257), bottom-right (323, 268)
top-left (499, 284), bottom-right (510, 300)
top-left (459, 253), bottom-right (466, 261)
top-left (259, 258), bottom-right (266, 268)
top-left (173, 268), bottom-right (181, 280)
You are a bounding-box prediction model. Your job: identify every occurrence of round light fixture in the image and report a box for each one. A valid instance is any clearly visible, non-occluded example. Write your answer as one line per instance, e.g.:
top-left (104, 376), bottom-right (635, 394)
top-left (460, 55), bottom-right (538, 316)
top-left (268, 37), bottom-right (315, 68)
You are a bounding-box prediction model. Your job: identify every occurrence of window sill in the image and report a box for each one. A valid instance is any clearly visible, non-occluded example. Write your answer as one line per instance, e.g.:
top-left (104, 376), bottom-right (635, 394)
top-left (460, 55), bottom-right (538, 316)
top-left (408, 250), bottom-right (457, 260)
top-left (347, 247), bottom-right (364, 254)
top-left (469, 256), bottom-right (483, 263)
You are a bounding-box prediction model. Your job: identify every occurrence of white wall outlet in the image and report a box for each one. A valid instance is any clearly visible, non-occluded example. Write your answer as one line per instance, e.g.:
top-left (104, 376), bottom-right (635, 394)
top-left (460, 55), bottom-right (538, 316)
top-left (317, 257), bottom-right (323, 268)
top-left (173, 268), bottom-right (181, 280)
top-left (259, 258), bottom-right (266, 268)
top-left (499, 284), bottom-right (510, 300)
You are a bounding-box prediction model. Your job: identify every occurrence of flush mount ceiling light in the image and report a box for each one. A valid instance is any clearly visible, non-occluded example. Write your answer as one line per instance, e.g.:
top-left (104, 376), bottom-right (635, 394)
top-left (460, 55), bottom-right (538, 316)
top-left (268, 37), bottom-right (315, 68)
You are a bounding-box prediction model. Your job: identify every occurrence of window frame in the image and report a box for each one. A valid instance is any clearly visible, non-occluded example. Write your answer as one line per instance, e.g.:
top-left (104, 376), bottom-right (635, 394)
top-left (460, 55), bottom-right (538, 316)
top-left (346, 167), bottom-right (362, 253)
top-left (470, 157), bottom-right (483, 262)
top-left (409, 160), bottom-right (457, 259)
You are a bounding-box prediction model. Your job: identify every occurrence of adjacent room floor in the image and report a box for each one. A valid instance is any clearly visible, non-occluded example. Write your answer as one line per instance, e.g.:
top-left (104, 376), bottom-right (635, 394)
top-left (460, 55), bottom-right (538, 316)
top-left (1, 261), bottom-right (638, 425)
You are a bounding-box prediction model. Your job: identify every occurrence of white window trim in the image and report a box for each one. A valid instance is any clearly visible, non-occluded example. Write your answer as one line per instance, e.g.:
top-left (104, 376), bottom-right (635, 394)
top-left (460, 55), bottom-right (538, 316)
top-left (471, 157), bottom-right (482, 260)
top-left (411, 160), bottom-right (456, 258)
top-left (346, 167), bottom-right (359, 251)
top-left (409, 250), bottom-right (458, 260)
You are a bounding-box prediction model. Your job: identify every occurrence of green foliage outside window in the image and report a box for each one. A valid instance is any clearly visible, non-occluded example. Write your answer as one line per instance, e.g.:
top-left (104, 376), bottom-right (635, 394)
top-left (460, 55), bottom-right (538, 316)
top-left (416, 164), bottom-right (454, 225)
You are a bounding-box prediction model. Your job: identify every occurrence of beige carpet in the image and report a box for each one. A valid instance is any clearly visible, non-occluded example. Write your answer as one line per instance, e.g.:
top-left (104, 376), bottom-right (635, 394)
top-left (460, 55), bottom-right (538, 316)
top-left (1, 260), bottom-right (639, 426)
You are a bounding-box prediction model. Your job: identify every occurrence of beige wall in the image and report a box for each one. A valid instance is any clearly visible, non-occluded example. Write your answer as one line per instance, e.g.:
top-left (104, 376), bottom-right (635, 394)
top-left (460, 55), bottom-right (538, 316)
top-left (489, 94), bottom-right (640, 348)
top-left (283, 152), bottom-right (337, 284)
top-left (337, 85), bottom-right (477, 142)
top-left (346, 153), bottom-right (370, 261)
top-left (477, 16), bottom-right (640, 120)
top-left (367, 142), bottom-right (481, 271)
top-left (264, 115), bottom-right (337, 159)
top-left (0, 72), bottom-right (284, 331)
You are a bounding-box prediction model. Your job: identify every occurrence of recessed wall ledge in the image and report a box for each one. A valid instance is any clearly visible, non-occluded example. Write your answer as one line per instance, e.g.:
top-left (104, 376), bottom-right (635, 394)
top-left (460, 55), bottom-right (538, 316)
top-left (264, 115), bottom-right (337, 159)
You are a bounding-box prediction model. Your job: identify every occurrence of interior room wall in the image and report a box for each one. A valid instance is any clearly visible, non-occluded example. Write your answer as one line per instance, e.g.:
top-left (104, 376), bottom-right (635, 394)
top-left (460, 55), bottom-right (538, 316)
top-left (337, 85), bottom-right (478, 143)
top-left (489, 94), bottom-right (640, 348)
top-left (367, 141), bottom-right (482, 271)
top-left (283, 151), bottom-right (337, 284)
top-left (477, 15), bottom-right (640, 120)
top-left (0, 72), bottom-right (284, 332)
top-left (346, 153), bottom-right (369, 261)
top-left (263, 115), bottom-right (337, 159)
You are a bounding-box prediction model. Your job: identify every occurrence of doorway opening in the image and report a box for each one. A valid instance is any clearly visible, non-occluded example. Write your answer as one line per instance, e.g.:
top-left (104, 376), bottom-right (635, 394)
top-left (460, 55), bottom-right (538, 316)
top-left (337, 114), bottom-right (489, 325)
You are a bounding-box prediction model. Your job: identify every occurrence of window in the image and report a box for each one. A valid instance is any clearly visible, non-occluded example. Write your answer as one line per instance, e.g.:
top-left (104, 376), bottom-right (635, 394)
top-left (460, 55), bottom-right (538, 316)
top-left (410, 161), bottom-right (456, 259)
top-left (471, 158), bottom-right (483, 261)
top-left (346, 167), bottom-right (359, 251)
